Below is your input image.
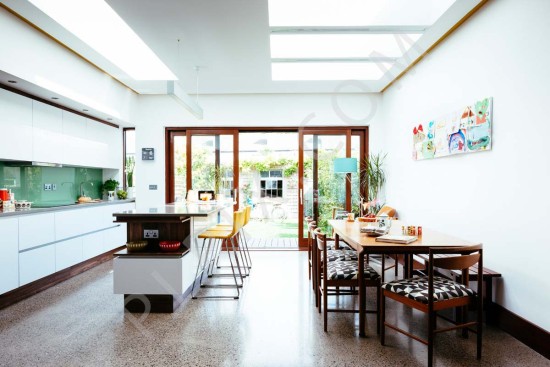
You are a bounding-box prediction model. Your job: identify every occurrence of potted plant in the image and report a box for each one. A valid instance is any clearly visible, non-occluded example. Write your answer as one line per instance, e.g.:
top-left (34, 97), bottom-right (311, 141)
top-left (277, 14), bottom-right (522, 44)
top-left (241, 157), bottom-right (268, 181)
top-left (360, 152), bottom-right (387, 216)
top-left (103, 178), bottom-right (119, 201)
top-left (125, 156), bottom-right (135, 198)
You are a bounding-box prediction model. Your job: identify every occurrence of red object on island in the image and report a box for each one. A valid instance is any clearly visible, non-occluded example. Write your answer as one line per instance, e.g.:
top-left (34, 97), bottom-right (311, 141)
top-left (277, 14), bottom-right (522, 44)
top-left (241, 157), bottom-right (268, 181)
top-left (159, 241), bottom-right (181, 252)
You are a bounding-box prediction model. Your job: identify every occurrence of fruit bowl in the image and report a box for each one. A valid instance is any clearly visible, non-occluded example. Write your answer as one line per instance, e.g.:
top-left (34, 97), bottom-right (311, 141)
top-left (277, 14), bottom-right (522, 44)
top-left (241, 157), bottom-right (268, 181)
top-left (126, 241), bottom-right (148, 252)
top-left (159, 241), bottom-right (181, 252)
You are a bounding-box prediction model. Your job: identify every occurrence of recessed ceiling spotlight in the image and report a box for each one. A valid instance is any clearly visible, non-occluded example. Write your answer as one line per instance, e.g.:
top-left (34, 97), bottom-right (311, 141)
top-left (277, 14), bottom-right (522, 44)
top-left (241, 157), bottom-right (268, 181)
top-left (51, 97), bottom-right (59, 100)
top-left (107, 118), bottom-right (113, 121)
top-left (8, 80), bottom-right (17, 84)
top-left (83, 109), bottom-right (89, 112)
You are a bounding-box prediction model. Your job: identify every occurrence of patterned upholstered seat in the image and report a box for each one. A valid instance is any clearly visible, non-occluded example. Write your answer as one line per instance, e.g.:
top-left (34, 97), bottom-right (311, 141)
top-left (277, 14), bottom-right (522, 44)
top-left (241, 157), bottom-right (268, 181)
top-left (326, 260), bottom-right (380, 281)
top-left (326, 239), bottom-right (352, 251)
top-left (381, 276), bottom-right (476, 304)
top-left (322, 249), bottom-right (358, 262)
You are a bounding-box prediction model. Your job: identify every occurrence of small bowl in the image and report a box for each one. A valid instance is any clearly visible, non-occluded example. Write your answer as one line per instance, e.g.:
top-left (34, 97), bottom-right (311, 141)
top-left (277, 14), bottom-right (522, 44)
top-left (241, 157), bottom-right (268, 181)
top-left (159, 241), bottom-right (181, 252)
top-left (126, 241), bottom-right (148, 252)
top-left (15, 201), bottom-right (33, 209)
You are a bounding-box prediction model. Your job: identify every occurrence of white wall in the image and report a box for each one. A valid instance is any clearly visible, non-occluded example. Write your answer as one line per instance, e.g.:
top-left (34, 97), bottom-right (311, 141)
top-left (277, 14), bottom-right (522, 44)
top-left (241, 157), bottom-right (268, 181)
top-left (382, 0), bottom-right (550, 331)
top-left (133, 93), bottom-right (383, 208)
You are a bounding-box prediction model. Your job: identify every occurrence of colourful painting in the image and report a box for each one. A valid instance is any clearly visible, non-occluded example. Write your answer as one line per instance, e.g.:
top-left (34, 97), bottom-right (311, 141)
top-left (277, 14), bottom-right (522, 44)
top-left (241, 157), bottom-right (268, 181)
top-left (412, 97), bottom-right (492, 161)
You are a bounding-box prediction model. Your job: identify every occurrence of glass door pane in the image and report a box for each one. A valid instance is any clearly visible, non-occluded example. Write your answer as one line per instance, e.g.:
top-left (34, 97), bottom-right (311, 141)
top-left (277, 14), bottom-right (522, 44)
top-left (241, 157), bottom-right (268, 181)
top-left (172, 134), bottom-right (186, 202)
top-left (191, 135), bottom-right (234, 197)
top-left (239, 132), bottom-right (299, 247)
top-left (303, 134), bottom-right (347, 234)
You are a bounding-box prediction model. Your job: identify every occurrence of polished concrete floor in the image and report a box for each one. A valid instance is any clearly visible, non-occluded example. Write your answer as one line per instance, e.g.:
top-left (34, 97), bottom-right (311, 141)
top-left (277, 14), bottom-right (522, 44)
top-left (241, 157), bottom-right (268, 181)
top-left (0, 251), bottom-right (547, 367)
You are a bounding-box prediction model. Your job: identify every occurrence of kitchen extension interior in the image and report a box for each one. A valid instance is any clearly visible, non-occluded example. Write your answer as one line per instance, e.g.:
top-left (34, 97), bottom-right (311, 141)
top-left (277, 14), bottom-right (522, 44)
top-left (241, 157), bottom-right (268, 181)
top-left (0, 1), bottom-right (548, 366)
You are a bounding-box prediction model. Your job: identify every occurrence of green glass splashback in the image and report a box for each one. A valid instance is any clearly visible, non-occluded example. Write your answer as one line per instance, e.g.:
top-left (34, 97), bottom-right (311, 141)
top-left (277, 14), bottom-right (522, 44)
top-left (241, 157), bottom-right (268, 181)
top-left (0, 162), bottom-right (103, 205)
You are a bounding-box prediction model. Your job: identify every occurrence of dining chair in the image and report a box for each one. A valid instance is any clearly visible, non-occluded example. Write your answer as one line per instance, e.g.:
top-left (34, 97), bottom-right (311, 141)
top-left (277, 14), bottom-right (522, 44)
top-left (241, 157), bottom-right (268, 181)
top-left (381, 244), bottom-right (483, 367)
top-left (315, 229), bottom-right (380, 333)
top-left (306, 216), bottom-right (314, 281)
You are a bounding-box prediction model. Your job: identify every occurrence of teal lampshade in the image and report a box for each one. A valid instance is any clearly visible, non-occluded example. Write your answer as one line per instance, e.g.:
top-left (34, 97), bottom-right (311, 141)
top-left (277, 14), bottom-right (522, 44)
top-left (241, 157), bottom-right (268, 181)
top-left (333, 158), bottom-right (357, 173)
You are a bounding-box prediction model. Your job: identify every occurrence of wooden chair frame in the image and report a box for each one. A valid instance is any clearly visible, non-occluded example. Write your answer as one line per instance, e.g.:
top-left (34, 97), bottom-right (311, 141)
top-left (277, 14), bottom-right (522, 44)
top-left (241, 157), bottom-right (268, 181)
top-left (381, 244), bottom-right (483, 367)
top-left (316, 230), bottom-right (380, 333)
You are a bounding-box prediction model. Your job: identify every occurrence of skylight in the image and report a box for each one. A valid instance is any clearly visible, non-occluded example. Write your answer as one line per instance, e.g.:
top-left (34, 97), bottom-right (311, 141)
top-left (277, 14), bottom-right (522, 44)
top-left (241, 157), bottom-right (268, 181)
top-left (268, 0), bottom-right (456, 81)
top-left (272, 62), bottom-right (392, 81)
top-left (270, 34), bottom-right (422, 59)
top-left (268, 0), bottom-right (456, 27)
top-left (29, 0), bottom-right (177, 81)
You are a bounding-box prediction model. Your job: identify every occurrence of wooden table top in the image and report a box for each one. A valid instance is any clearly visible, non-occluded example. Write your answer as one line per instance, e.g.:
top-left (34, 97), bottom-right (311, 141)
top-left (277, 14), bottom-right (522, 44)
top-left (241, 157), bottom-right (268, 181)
top-left (329, 219), bottom-right (480, 254)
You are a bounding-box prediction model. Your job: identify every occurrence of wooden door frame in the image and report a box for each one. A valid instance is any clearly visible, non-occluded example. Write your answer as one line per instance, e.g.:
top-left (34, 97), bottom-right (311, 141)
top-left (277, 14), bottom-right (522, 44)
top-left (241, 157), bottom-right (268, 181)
top-left (165, 126), bottom-right (369, 249)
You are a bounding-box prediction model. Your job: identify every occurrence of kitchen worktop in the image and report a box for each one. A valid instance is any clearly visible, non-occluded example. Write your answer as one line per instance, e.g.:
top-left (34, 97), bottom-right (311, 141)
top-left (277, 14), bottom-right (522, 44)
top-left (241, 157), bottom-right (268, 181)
top-left (113, 201), bottom-right (232, 218)
top-left (0, 199), bottom-right (136, 218)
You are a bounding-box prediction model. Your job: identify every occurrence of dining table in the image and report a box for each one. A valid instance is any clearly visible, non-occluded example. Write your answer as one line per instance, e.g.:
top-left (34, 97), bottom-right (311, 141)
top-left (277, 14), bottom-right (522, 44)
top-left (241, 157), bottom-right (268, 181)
top-left (328, 219), bottom-right (481, 337)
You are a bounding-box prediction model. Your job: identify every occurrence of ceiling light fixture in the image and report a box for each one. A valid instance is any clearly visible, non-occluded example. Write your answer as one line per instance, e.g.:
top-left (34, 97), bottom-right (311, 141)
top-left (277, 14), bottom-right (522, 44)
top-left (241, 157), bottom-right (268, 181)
top-left (51, 97), bottom-right (59, 100)
top-left (28, 0), bottom-right (177, 81)
top-left (7, 80), bottom-right (17, 84)
top-left (83, 109), bottom-right (89, 112)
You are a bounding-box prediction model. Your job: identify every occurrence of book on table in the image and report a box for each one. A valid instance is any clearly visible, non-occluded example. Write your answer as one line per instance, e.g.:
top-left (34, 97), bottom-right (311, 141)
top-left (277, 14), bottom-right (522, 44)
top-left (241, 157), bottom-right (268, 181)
top-left (375, 235), bottom-right (418, 244)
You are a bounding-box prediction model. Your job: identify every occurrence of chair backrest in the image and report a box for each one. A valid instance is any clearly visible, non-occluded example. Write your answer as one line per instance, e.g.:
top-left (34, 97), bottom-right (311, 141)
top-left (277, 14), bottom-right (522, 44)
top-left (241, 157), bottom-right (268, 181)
top-left (231, 210), bottom-right (245, 235)
top-left (244, 205), bottom-right (251, 225)
top-left (314, 228), bottom-right (326, 251)
top-left (376, 205), bottom-right (397, 218)
top-left (429, 244), bottom-right (483, 288)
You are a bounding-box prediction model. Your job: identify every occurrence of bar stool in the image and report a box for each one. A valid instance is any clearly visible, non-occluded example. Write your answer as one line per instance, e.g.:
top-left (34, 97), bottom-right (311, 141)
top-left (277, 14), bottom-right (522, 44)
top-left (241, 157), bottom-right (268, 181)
top-left (191, 210), bottom-right (245, 299)
top-left (210, 205), bottom-right (252, 274)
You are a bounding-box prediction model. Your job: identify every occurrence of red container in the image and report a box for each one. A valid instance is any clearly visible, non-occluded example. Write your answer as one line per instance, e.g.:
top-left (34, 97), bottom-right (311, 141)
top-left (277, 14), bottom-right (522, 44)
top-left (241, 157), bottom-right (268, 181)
top-left (0, 189), bottom-right (9, 201)
top-left (159, 241), bottom-right (181, 252)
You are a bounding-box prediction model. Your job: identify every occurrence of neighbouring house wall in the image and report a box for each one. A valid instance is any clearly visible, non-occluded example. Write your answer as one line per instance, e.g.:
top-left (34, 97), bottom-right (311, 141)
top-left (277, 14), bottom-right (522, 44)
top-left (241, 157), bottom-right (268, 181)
top-left (381, 0), bottom-right (550, 331)
top-left (132, 93), bottom-right (383, 208)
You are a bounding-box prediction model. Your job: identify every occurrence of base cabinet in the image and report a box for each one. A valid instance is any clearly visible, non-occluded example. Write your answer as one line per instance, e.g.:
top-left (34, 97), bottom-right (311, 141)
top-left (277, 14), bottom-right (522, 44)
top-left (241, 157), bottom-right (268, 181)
top-left (0, 218), bottom-right (19, 294)
top-left (56, 237), bottom-right (83, 271)
top-left (1, 202), bottom-right (134, 293)
top-left (19, 246), bottom-right (56, 286)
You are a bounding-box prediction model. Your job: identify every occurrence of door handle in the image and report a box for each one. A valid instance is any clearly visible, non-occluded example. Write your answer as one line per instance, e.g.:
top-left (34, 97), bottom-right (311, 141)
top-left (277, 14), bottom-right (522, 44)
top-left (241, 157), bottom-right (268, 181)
top-left (299, 189), bottom-right (303, 205)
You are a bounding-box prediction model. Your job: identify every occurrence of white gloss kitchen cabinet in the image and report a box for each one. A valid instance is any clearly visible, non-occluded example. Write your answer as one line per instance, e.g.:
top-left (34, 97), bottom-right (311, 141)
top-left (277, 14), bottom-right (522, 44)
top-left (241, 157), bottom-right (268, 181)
top-left (32, 100), bottom-right (64, 164)
top-left (0, 87), bottom-right (120, 169)
top-left (0, 88), bottom-right (33, 161)
top-left (0, 201), bottom-right (135, 294)
top-left (0, 218), bottom-right (19, 294)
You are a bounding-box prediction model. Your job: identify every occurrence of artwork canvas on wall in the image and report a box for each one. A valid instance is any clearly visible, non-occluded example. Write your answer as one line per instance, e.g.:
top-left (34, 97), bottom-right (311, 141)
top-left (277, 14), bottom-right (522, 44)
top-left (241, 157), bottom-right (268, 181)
top-left (413, 97), bottom-right (492, 160)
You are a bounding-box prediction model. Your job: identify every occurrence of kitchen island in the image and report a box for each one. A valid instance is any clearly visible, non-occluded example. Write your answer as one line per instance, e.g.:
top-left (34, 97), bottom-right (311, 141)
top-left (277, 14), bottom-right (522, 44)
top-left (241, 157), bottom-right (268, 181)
top-left (112, 202), bottom-right (231, 313)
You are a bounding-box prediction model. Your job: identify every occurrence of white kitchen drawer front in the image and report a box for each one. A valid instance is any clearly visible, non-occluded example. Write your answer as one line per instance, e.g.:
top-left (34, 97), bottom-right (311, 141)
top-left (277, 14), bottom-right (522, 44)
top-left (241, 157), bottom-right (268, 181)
top-left (0, 218), bottom-right (19, 294)
top-left (103, 225), bottom-right (126, 252)
top-left (19, 213), bottom-right (56, 251)
top-left (55, 237), bottom-right (83, 271)
top-left (82, 231), bottom-right (105, 260)
top-left (55, 206), bottom-right (105, 240)
top-left (19, 245), bottom-right (56, 286)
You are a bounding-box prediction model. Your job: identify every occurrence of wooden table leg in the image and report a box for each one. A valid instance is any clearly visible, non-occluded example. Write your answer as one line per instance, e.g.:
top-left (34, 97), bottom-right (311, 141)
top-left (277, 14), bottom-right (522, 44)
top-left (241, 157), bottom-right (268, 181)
top-left (359, 248), bottom-right (366, 337)
top-left (334, 233), bottom-right (340, 249)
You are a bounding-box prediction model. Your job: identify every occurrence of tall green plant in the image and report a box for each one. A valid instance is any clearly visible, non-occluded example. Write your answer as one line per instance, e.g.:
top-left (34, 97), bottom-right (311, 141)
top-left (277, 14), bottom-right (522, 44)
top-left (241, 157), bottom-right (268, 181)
top-left (360, 152), bottom-right (387, 213)
top-left (125, 156), bottom-right (135, 187)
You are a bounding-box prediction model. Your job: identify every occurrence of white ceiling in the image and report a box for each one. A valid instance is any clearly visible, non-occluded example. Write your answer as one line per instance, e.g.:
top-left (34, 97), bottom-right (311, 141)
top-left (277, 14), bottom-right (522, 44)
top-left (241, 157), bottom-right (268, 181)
top-left (2, 0), bottom-right (482, 95)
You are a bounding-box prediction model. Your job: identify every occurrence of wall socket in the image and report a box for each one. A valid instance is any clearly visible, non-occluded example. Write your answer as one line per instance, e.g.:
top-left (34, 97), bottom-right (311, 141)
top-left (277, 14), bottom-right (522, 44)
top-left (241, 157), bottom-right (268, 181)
top-left (44, 183), bottom-right (52, 191)
top-left (144, 229), bottom-right (159, 239)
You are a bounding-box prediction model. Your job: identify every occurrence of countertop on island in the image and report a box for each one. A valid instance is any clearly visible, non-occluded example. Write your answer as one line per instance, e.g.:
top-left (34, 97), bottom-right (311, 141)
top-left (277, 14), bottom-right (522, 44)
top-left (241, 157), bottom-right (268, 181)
top-left (112, 201), bottom-right (232, 218)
